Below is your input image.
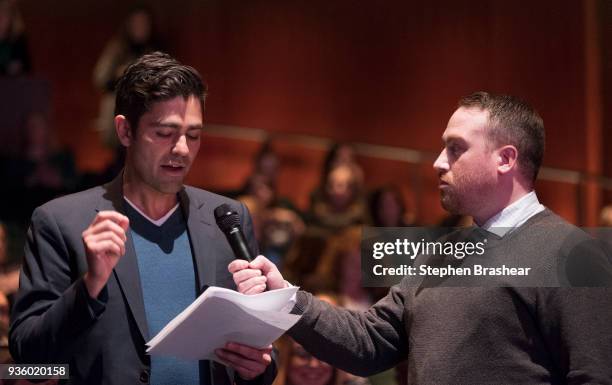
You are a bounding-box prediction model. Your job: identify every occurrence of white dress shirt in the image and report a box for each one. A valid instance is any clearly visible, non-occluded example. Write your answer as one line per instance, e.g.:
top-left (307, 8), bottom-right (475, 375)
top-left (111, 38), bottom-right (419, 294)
top-left (481, 191), bottom-right (546, 238)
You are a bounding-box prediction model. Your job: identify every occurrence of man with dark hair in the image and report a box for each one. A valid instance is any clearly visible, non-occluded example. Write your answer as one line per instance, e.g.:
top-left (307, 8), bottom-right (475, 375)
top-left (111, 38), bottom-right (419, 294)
top-left (458, 91), bottom-right (545, 183)
top-left (231, 92), bottom-right (612, 384)
top-left (10, 52), bottom-right (276, 385)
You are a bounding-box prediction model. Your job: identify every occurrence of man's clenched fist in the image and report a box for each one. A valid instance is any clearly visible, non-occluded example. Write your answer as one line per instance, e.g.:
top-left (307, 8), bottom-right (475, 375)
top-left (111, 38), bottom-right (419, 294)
top-left (228, 255), bottom-right (287, 294)
top-left (82, 211), bottom-right (129, 298)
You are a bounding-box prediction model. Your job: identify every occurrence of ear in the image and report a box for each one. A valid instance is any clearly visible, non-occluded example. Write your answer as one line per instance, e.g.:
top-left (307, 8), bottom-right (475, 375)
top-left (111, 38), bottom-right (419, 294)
top-left (496, 145), bottom-right (518, 175)
top-left (115, 115), bottom-right (132, 147)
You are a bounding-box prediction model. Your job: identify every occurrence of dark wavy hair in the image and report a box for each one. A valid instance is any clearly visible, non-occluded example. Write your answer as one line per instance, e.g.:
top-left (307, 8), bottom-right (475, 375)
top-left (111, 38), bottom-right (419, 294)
top-left (114, 51), bottom-right (207, 131)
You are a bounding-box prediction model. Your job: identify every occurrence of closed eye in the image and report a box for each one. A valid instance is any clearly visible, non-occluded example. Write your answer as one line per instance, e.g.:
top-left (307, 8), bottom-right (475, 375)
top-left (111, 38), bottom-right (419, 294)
top-left (156, 131), bottom-right (173, 138)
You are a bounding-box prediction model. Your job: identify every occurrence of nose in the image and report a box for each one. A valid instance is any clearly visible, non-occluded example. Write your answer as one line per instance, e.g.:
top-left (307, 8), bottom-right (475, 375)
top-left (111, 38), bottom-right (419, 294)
top-left (433, 149), bottom-right (449, 173)
top-left (172, 134), bottom-right (189, 157)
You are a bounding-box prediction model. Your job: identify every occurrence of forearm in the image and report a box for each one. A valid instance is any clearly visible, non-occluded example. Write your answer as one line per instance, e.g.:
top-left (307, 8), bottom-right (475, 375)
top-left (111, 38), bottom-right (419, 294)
top-left (288, 286), bottom-right (408, 376)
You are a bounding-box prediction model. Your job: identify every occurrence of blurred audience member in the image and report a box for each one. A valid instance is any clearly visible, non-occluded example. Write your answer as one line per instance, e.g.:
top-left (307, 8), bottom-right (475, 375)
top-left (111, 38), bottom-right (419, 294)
top-left (93, 5), bottom-right (162, 147)
top-left (308, 164), bottom-right (367, 231)
top-left (239, 173), bottom-right (304, 268)
top-left (274, 336), bottom-right (335, 385)
top-left (253, 140), bottom-right (280, 188)
top-left (237, 141), bottom-right (304, 267)
top-left (313, 226), bottom-right (373, 310)
top-left (0, 0), bottom-right (30, 76)
top-left (369, 185), bottom-right (414, 227)
top-left (321, 143), bottom-right (364, 187)
top-left (1, 112), bottom-right (77, 222)
top-left (282, 228), bottom-right (330, 285)
top-left (0, 291), bottom-right (10, 362)
top-left (600, 204), bottom-right (612, 226)
top-left (274, 293), bottom-right (370, 385)
top-left (0, 222), bottom-right (19, 296)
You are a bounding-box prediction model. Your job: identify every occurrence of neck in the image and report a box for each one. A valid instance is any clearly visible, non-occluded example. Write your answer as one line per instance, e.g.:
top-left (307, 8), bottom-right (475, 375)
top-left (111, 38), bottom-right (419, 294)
top-left (122, 168), bottom-right (178, 220)
top-left (473, 180), bottom-right (532, 226)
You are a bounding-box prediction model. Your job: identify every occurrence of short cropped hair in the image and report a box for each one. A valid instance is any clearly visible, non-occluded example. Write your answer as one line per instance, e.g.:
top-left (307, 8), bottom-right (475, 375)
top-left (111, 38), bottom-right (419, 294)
top-left (459, 91), bottom-right (545, 184)
top-left (114, 51), bottom-right (207, 130)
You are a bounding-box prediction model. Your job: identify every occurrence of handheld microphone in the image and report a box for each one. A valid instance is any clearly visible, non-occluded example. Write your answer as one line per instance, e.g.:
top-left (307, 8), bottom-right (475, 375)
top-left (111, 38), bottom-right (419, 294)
top-left (214, 204), bottom-right (255, 262)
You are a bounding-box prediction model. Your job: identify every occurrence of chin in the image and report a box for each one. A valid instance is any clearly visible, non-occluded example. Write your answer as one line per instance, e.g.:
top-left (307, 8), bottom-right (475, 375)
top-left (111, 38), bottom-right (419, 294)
top-left (156, 181), bottom-right (184, 194)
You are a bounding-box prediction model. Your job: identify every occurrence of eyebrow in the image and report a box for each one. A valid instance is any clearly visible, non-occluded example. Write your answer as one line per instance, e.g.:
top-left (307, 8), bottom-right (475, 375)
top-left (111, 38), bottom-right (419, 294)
top-left (442, 136), bottom-right (467, 146)
top-left (153, 122), bottom-right (204, 131)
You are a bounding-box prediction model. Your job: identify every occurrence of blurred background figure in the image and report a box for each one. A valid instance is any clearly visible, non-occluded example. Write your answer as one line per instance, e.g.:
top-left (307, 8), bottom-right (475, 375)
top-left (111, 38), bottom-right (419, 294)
top-left (273, 293), bottom-right (370, 385)
top-left (600, 205), bottom-right (612, 226)
top-left (274, 336), bottom-right (335, 385)
top-left (369, 185), bottom-right (415, 227)
top-left (0, 291), bottom-right (10, 362)
top-left (310, 226), bottom-right (375, 310)
top-left (0, 111), bottom-right (77, 224)
top-left (237, 141), bottom-right (305, 268)
top-left (308, 163), bottom-right (367, 231)
top-left (93, 4), bottom-right (162, 148)
top-left (321, 143), bottom-right (364, 187)
top-left (281, 228), bottom-right (330, 285)
top-left (0, 0), bottom-right (30, 76)
top-left (0, 222), bottom-right (19, 297)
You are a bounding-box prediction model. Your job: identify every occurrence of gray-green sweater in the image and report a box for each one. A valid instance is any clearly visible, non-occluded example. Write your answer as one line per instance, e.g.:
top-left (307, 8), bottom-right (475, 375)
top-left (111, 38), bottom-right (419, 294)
top-left (288, 210), bottom-right (612, 384)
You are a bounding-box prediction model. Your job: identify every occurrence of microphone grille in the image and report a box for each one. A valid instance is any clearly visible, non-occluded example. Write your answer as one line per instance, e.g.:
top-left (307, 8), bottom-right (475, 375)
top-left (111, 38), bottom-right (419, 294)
top-left (214, 204), bottom-right (240, 232)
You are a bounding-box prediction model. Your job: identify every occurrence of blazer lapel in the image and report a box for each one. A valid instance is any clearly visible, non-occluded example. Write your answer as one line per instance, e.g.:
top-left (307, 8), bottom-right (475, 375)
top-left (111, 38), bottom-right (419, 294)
top-left (97, 173), bottom-right (149, 341)
top-left (179, 187), bottom-right (218, 294)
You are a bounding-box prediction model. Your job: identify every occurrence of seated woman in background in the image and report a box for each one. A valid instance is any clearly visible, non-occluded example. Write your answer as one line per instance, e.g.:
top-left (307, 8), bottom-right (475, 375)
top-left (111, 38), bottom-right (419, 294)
top-left (274, 293), bottom-right (370, 385)
top-left (308, 163), bottom-right (368, 231)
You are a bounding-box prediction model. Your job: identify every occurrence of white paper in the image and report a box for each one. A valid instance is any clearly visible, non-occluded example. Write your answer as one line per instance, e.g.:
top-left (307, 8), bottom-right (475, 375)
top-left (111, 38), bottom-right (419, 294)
top-left (146, 286), bottom-right (300, 361)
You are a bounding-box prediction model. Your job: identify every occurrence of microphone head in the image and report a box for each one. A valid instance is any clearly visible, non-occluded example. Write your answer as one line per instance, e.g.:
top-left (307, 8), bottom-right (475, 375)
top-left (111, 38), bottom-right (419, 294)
top-left (214, 204), bottom-right (240, 232)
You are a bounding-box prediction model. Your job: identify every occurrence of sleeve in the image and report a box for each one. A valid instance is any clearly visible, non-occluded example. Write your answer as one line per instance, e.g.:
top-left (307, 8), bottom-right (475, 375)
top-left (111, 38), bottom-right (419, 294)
top-left (9, 206), bottom-right (105, 363)
top-left (537, 288), bottom-right (612, 384)
top-left (287, 281), bottom-right (409, 377)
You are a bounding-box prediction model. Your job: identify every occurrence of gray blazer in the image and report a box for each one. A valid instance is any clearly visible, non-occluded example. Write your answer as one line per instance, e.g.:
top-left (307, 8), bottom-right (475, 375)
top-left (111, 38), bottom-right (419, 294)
top-left (9, 174), bottom-right (276, 385)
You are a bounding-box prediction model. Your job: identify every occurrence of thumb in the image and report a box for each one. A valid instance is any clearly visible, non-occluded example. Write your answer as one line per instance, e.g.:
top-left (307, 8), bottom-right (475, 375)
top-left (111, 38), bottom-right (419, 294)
top-left (249, 255), bottom-right (274, 273)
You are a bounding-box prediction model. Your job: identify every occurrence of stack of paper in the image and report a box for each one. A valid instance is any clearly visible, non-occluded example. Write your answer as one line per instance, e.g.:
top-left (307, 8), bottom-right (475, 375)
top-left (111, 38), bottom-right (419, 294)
top-left (146, 286), bottom-right (300, 361)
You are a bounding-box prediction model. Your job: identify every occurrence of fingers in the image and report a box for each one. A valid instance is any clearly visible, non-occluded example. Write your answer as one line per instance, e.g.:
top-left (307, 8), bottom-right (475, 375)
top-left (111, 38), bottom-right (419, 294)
top-left (215, 343), bottom-right (272, 380)
top-left (84, 216), bottom-right (128, 244)
top-left (230, 258), bottom-right (267, 294)
top-left (85, 232), bottom-right (126, 256)
top-left (228, 259), bottom-right (250, 274)
top-left (249, 255), bottom-right (272, 272)
top-left (235, 273), bottom-right (266, 295)
top-left (243, 281), bottom-right (267, 295)
top-left (83, 224), bottom-right (127, 260)
top-left (92, 211), bottom-right (129, 230)
top-left (229, 255), bottom-right (287, 292)
top-left (233, 268), bottom-right (262, 286)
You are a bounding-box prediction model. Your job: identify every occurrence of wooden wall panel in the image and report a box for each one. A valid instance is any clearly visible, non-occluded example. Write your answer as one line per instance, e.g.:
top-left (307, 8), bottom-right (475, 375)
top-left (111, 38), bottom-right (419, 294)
top-left (15, 0), bottom-right (608, 223)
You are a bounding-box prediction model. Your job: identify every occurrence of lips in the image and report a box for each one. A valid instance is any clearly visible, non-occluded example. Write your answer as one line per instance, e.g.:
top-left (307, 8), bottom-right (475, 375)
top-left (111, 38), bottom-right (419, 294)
top-left (161, 163), bottom-right (186, 175)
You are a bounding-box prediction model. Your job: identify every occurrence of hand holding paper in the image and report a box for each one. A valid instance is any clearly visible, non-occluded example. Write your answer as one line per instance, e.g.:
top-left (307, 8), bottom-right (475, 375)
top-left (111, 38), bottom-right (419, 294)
top-left (216, 342), bottom-right (273, 380)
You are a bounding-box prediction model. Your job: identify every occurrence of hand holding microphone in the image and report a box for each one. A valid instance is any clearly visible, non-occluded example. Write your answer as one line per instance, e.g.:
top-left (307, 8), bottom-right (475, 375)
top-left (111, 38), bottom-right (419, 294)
top-left (215, 204), bottom-right (286, 294)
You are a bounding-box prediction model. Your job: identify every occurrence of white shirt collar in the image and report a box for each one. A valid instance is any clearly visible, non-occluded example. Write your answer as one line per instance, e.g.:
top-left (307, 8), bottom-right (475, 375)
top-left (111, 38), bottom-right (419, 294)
top-left (123, 196), bottom-right (180, 227)
top-left (481, 191), bottom-right (545, 237)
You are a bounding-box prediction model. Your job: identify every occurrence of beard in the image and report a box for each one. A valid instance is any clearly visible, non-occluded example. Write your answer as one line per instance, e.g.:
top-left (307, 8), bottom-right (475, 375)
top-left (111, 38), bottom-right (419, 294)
top-left (439, 168), bottom-right (496, 217)
top-left (439, 187), bottom-right (467, 215)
